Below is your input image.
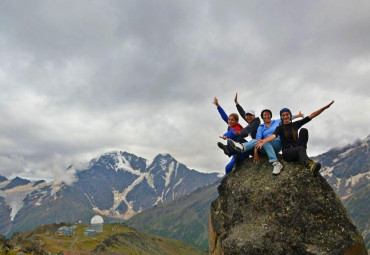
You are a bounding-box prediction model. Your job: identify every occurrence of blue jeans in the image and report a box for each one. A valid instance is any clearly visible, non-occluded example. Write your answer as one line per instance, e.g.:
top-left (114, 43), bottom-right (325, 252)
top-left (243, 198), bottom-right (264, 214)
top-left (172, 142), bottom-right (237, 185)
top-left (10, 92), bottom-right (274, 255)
top-left (262, 139), bottom-right (282, 162)
top-left (241, 139), bottom-right (257, 151)
top-left (242, 139), bottom-right (282, 162)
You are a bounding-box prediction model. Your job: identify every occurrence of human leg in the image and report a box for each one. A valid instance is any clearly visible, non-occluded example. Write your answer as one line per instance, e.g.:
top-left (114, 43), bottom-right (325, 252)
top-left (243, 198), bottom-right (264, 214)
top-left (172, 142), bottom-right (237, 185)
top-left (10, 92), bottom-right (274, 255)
top-left (270, 139), bottom-right (282, 153)
top-left (225, 155), bottom-right (235, 175)
top-left (297, 128), bottom-right (308, 148)
top-left (282, 146), bottom-right (300, 162)
top-left (283, 145), bottom-right (321, 176)
top-left (234, 151), bottom-right (251, 164)
top-left (262, 142), bottom-right (278, 162)
top-left (218, 142), bottom-right (231, 157)
top-left (262, 140), bottom-right (283, 174)
top-left (228, 139), bottom-right (257, 154)
top-left (242, 139), bottom-right (257, 152)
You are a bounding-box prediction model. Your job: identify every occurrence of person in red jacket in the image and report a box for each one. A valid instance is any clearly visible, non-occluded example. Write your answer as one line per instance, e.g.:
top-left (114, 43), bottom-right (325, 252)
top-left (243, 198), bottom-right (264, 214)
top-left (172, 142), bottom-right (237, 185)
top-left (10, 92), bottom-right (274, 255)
top-left (213, 97), bottom-right (247, 175)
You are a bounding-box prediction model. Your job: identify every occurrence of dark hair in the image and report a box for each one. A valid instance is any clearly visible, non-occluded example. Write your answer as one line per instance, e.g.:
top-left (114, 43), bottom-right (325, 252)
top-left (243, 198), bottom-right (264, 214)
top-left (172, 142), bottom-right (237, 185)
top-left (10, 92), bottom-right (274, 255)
top-left (283, 124), bottom-right (297, 141)
top-left (261, 109), bottom-right (272, 119)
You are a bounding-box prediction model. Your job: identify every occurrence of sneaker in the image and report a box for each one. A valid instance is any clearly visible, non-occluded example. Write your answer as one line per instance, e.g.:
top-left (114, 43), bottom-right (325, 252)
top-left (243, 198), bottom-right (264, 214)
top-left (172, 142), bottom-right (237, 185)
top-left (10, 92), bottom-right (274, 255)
top-left (228, 140), bottom-right (244, 154)
top-left (272, 161), bottom-right (283, 175)
top-left (218, 142), bottom-right (231, 157)
top-left (305, 160), bottom-right (321, 176)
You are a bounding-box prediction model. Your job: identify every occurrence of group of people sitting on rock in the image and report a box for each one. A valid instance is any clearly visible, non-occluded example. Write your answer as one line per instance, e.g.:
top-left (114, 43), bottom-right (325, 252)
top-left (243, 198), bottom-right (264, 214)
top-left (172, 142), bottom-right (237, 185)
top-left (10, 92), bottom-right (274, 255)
top-left (214, 93), bottom-right (334, 176)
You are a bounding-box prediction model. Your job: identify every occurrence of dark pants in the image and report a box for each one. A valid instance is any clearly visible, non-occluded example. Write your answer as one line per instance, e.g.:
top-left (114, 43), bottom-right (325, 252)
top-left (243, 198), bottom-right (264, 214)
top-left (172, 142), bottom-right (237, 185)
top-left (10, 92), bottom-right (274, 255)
top-left (282, 128), bottom-right (311, 163)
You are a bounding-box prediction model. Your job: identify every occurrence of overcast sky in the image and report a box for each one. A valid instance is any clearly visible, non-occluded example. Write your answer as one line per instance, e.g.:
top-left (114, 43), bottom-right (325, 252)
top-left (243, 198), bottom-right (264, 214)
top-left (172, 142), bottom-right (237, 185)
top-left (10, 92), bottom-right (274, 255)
top-left (0, 0), bottom-right (369, 183)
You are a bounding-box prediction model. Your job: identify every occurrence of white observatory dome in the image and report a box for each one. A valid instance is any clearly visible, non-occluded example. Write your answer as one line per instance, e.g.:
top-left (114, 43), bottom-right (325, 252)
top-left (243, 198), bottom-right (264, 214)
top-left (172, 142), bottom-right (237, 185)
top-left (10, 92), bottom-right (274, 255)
top-left (90, 215), bottom-right (104, 225)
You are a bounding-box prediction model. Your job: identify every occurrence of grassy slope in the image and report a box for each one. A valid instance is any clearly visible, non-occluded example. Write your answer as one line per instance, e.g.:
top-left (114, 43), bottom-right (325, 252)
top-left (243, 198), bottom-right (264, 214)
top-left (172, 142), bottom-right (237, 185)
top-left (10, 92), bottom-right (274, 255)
top-left (9, 223), bottom-right (206, 255)
top-left (344, 183), bottom-right (370, 251)
top-left (127, 181), bottom-right (219, 250)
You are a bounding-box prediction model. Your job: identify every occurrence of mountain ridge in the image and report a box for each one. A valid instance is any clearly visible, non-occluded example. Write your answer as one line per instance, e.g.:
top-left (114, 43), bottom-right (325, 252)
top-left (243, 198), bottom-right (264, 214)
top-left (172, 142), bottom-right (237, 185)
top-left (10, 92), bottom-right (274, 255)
top-left (0, 150), bottom-right (220, 237)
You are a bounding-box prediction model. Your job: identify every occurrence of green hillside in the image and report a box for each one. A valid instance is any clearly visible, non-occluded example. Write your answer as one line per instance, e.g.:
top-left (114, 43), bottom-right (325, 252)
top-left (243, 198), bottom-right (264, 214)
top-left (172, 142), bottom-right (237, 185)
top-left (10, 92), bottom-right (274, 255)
top-left (344, 183), bottom-right (370, 250)
top-left (127, 181), bottom-right (220, 250)
top-left (5, 223), bottom-right (205, 255)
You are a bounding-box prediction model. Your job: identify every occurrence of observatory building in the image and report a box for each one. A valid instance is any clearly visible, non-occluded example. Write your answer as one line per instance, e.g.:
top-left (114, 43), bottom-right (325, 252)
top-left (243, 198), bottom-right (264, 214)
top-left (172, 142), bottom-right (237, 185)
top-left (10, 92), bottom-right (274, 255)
top-left (90, 215), bottom-right (104, 232)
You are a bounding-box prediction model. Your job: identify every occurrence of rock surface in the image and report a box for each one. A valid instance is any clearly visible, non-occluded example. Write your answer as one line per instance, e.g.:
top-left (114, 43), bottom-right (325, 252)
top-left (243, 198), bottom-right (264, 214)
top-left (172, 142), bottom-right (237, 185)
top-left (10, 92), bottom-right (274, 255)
top-left (209, 156), bottom-right (367, 255)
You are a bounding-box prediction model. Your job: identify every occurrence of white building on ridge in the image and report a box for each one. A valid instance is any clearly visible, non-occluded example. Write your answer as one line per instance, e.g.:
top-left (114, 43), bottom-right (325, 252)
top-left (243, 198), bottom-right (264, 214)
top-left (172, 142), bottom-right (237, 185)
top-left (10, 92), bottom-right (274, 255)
top-left (90, 215), bottom-right (104, 232)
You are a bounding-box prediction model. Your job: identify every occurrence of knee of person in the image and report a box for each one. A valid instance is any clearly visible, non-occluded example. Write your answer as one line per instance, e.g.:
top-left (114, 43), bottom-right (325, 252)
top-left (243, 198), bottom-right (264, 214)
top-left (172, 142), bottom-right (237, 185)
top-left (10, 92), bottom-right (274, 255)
top-left (300, 128), bottom-right (308, 135)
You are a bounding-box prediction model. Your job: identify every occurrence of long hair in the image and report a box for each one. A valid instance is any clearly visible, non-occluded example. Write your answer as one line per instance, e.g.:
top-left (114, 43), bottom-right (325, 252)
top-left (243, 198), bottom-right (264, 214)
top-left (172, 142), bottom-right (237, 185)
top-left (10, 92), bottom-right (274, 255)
top-left (283, 124), bottom-right (297, 141)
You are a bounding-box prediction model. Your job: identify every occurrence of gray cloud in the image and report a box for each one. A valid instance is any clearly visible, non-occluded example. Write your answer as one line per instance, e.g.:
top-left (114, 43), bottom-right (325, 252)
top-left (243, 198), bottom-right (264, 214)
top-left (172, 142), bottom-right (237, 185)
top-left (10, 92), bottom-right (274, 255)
top-left (0, 0), bottom-right (369, 179)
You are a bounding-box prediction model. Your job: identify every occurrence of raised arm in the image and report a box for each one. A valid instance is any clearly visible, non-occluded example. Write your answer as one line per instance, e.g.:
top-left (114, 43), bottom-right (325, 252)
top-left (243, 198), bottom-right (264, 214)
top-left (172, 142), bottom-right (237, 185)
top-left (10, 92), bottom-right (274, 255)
top-left (308, 100), bottom-right (335, 119)
top-left (213, 97), bottom-right (228, 123)
top-left (234, 93), bottom-right (247, 122)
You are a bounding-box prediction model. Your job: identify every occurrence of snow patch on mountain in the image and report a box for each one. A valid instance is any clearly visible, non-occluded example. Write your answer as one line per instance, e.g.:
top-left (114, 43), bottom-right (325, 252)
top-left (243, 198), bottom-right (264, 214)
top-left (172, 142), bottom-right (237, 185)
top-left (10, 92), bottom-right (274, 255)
top-left (155, 190), bottom-right (166, 206)
top-left (0, 180), bottom-right (11, 189)
top-left (165, 161), bottom-right (177, 187)
top-left (115, 153), bottom-right (141, 175)
top-left (338, 148), bottom-right (356, 159)
top-left (145, 173), bottom-right (155, 189)
top-left (321, 166), bottom-right (334, 178)
top-left (111, 174), bottom-right (146, 219)
top-left (345, 172), bottom-right (370, 187)
top-left (50, 180), bottom-right (63, 196)
top-left (0, 181), bottom-right (48, 220)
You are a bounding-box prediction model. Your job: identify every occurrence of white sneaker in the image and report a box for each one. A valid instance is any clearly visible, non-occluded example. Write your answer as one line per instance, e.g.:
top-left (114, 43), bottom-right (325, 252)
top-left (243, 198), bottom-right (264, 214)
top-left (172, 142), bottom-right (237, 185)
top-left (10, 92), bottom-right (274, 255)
top-left (272, 162), bottom-right (283, 175)
top-left (228, 140), bottom-right (244, 153)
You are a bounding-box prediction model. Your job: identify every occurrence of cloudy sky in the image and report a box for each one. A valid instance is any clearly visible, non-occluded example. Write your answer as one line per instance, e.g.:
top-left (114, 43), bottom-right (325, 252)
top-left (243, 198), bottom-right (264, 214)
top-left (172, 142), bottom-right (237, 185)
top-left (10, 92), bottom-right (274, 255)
top-left (0, 0), bottom-right (369, 182)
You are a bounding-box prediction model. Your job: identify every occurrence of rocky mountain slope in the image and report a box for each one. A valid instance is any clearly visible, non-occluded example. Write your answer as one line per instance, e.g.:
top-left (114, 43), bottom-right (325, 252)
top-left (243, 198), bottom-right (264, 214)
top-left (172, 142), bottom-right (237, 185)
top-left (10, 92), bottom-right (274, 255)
top-left (0, 174), bottom-right (7, 183)
top-left (128, 180), bottom-right (220, 250)
top-left (0, 151), bottom-right (220, 237)
top-left (316, 135), bottom-right (369, 203)
top-left (315, 135), bottom-right (370, 249)
top-left (209, 157), bottom-right (366, 254)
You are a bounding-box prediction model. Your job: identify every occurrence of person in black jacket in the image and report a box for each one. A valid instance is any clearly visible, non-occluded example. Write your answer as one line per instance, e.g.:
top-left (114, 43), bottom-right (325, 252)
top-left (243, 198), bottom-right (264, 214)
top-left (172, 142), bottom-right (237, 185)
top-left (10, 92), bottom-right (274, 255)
top-left (255, 100), bottom-right (335, 176)
top-left (233, 92), bottom-right (261, 141)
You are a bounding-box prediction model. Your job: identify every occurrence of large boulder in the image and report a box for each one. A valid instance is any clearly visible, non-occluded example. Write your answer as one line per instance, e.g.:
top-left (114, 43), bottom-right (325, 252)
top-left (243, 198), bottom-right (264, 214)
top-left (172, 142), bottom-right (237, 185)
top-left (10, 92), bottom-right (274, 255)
top-left (209, 156), bottom-right (367, 255)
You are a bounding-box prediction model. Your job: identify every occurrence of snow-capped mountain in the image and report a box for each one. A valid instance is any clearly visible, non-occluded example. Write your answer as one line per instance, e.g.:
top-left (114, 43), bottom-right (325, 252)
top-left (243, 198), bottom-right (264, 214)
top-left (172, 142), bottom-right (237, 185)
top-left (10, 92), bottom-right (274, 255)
top-left (0, 178), bottom-right (51, 234)
top-left (316, 135), bottom-right (369, 202)
top-left (75, 152), bottom-right (220, 219)
top-left (0, 151), bottom-right (220, 236)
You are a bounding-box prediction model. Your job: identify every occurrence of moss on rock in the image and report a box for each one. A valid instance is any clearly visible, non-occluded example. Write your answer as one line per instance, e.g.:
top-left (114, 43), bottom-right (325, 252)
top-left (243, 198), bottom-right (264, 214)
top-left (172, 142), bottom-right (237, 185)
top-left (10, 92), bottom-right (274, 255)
top-left (209, 156), bottom-right (367, 255)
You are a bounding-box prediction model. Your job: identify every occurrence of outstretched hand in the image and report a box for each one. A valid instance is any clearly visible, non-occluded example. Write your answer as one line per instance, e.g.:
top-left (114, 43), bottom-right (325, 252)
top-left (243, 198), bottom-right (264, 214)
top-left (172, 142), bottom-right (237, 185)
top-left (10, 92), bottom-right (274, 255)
top-left (219, 135), bottom-right (228, 140)
top-left (298, 111), bottom-right (304, 118)
top-left (326, 100), bottom-right (335, 109)
top-left (213, 97), bottom-right (219, 107)
top-left (234, 93), bottom-right (238, 104)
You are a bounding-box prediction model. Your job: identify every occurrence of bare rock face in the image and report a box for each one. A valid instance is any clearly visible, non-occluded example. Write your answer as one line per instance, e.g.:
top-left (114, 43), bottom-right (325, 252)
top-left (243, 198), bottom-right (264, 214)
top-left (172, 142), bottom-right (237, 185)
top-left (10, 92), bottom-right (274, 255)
top-left (209, 157), bottom-right (367, 255)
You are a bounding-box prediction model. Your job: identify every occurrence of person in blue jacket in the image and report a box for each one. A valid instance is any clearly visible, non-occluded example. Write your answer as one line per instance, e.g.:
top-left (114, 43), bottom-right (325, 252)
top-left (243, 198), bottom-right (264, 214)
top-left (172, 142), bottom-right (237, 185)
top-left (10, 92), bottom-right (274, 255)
top-left (228, 109), bottom-right (304, 174)
top-left (213, 97), bottom-right (245, 175)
